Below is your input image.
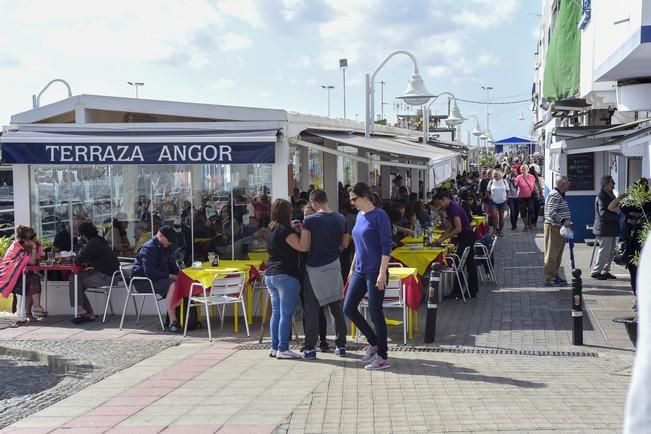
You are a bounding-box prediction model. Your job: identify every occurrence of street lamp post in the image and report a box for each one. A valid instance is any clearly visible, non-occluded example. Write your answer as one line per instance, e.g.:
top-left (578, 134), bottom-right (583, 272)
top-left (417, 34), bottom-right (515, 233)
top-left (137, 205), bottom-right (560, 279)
top-left (339, 58), bottom-right (348, 119)
top-left (321, 85), bottom-right (335, 117)
top-left (422, 92), bottom-right (464, 143)
top-left (128, 81), bottom-right (144, 98)
top-left (465, 114), bottom-right (486, 149)
top-left (365, 50), bottom-right (434, 138)
top-left (481, 85), bottom-right (493, 153)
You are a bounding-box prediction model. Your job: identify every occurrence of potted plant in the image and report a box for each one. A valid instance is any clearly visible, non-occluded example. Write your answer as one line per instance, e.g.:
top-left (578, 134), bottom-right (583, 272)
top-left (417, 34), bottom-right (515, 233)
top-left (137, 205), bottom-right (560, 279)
top-left (612, 182), bottom-right (651, 347)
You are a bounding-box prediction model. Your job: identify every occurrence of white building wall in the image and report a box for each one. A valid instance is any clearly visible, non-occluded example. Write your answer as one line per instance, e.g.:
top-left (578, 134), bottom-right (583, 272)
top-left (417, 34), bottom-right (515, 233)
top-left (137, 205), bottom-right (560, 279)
top-left (592, 0), bottom-right (645, 69)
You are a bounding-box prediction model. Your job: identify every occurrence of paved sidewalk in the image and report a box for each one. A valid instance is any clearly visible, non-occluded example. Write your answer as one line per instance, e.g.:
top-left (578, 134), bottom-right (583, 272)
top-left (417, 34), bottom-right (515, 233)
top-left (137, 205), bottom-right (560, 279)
top-left (0, 228), bottom-right (637, 433)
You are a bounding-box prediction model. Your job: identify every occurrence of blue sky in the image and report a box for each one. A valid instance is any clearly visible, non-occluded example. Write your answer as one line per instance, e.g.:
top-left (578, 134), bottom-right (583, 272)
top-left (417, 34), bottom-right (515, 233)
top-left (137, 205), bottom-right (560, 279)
top-left (0, 0), bottom-right (539, 142)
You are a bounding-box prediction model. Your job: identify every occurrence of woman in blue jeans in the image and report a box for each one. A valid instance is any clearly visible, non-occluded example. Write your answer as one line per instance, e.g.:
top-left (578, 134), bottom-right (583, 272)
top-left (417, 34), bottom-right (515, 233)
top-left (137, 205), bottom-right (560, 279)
top-left (343, 182), bottom-right (393, 370)
top-left (265, 199), bottom-right (308, 359)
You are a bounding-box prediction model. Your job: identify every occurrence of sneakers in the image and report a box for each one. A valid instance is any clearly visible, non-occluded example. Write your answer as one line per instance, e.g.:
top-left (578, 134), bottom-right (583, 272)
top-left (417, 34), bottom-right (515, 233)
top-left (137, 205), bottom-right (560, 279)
top-left (361, 345), bottom-right (378, 362)
top-left (303, 349), bottom-right (317, 360)
top-left (602, 272), bottom-right (618, 280)
top-left (269, 349), bottom-right (277, 358)
top-left (319, 341), bottom-right (331, 352)
top-left (276, 349), bottom-right (302, 360)
top-left (365, 357), bottom-right (390, 370)
top-left (544, 279), bottom-right (562, 287)
top-left (335, 347), bottom-right (346, 357)
top-left (166, 321), bottom-right (182, 333)
top-left (591, 273), bottom-right (607, 280)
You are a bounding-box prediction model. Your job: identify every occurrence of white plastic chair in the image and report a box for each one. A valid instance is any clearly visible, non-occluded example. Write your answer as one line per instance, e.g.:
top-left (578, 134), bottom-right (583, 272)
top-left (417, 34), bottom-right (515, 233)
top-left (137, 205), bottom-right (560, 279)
top-left (183, 271), bottom-right (249, 341)
top-left (118, 263), bottom-right (165, 331)
top-left (357, 262), bottom-right (409, 345)
top-left (475, 235), bottom-right (497, 284)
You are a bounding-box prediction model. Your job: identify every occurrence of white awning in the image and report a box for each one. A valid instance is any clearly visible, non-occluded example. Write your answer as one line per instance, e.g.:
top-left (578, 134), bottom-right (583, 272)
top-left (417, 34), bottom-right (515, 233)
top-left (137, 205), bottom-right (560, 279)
top-left (307, 131), bottom-right (458, 163)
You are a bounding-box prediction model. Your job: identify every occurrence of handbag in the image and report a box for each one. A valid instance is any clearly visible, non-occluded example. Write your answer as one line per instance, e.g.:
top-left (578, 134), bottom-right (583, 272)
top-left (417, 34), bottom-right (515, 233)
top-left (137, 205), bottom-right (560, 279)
top-left (613, 241), bottom-right (628, 266)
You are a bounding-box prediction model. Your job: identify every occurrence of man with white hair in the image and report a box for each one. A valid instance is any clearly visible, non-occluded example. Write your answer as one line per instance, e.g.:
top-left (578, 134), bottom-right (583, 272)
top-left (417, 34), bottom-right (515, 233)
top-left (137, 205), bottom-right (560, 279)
top-left (543, 176), bottom-right (572, 286)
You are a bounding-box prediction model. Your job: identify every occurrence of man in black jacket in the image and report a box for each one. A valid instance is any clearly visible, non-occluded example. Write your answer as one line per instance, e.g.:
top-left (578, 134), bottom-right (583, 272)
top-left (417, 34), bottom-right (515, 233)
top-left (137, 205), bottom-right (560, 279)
top-left (592, 176), bottom-right (621, 280)
top-left (70, 222), bottom-right (120, 322)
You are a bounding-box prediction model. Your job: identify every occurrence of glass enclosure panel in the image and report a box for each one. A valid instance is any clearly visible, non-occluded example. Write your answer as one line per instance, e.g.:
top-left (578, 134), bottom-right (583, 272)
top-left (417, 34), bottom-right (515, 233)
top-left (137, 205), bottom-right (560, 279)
top-left (30, 163), bottom-right (273, 263)
top-left (0, 167), bottom-right (14, 236)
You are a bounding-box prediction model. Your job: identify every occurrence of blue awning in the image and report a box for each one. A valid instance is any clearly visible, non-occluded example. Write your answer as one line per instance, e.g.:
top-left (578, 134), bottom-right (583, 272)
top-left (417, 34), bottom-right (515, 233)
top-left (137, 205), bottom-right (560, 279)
top-left (0, 128), bottom-right (278, 164)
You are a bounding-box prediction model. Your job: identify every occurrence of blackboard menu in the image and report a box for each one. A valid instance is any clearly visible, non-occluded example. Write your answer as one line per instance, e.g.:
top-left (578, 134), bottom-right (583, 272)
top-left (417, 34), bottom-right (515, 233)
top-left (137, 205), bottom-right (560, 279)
top-left (567, 152), bottom-right (594, 191)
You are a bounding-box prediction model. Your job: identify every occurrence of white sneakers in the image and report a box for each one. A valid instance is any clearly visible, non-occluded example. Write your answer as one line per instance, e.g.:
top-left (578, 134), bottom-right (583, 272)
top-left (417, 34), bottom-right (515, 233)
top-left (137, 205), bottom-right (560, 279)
top-left (276, 349), bottom-right (302, 359)
top-left (361, 345), bottom-right (378, 362)
top-left (361, 345), bottom-right (390, 370)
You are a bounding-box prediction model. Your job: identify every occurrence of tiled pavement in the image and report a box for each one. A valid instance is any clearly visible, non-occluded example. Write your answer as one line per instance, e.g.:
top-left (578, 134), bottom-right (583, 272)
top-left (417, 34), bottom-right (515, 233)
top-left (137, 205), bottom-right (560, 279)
top-left (0, 227), bottom-right (638, 433)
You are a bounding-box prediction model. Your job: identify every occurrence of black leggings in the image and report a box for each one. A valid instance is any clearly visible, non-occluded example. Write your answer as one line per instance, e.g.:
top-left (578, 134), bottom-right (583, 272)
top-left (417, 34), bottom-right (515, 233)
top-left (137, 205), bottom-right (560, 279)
top-left (518, 197), bottom-right (535, 225)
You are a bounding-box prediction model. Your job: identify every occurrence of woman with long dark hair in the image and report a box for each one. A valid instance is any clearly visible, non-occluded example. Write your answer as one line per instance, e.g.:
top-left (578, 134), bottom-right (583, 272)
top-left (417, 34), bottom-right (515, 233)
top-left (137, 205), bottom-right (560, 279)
top-left (265, 199), bottom-right (308, 359)
top-left (343, 182), bottom-right (393, 370)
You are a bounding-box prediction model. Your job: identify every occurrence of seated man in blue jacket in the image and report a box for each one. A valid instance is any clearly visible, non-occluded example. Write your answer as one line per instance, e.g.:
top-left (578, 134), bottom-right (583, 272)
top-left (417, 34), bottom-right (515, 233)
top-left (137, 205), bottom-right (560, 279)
top-left (132, 225), bottom-right (181, 332)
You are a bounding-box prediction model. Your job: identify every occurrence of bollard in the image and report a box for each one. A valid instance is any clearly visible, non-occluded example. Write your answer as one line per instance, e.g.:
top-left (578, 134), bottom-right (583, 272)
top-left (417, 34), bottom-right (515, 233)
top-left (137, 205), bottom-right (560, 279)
top-left (425, 263), bottom-right (443, 343)
top-left (571, 268), bottom-right (583, 345)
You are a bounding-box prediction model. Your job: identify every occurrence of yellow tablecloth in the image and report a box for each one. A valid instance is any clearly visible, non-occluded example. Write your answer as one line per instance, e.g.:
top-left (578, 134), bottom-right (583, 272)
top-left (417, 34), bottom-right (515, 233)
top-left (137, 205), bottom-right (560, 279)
top-left (248, 251), bottom-right (269, 263)
top-left (472, 215), bottom-right (487, 227)
top-left (182, 266), bottom-right (244, 289)
top-left (391, 246), bottom-right (448, 276)
top-left (400, 231), bottom-right (445, 245)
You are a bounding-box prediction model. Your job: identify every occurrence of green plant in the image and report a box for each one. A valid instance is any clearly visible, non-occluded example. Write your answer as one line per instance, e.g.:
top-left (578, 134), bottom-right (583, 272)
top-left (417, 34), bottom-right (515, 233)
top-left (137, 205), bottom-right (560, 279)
top-left (621, 182), bottom-right (651, 265)
top-left (478, 154), bottom-right (496, 167)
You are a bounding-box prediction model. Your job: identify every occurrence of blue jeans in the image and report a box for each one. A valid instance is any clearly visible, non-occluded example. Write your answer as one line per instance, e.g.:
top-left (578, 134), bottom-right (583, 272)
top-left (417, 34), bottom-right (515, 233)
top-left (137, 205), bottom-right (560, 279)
top-left (265, 274), bottom-right (300, 352)
top-left (343, 271), bottom-right (388, 359)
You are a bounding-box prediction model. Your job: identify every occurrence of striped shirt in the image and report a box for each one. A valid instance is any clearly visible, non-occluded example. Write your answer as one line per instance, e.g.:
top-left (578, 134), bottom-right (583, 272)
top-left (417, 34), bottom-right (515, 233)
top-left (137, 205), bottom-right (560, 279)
top-left (544, 188), bottom-right (571, 227)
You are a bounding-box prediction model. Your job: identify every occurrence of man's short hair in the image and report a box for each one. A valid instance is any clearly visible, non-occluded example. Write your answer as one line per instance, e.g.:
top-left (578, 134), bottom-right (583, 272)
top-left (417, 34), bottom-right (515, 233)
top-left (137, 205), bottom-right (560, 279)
top-left (600, 175), bottom-right (614, 188)
top-left (433, 190), bottom-right (452, 201)
top-left (555, 175), bottom-right (569, 188)
top-left (309, 189), bottom-right (328, 204)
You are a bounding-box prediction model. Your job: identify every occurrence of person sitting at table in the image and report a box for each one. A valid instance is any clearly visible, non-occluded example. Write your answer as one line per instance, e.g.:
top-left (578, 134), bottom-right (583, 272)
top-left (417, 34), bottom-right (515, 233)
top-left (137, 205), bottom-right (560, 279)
top-left (133, 216), bottom-right (161, 253)
top-left (70, 222), bottom-right (120, 323)
top-left (105, 212), bottom-right (132, 256)
top-left (299, 189), bottom-right (350, 359)
top-left (5, 226), bottom-right (47, 320)
top-left (432, 190), bottom-right (479, 298)
top-left (53, 214), bottom-right (86, 253)
top-left (132, 225), bottom-right (181, 332)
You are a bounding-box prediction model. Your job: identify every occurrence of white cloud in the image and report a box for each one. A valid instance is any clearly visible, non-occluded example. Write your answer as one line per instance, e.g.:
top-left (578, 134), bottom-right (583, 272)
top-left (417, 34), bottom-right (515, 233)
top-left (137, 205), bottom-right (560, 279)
top-left (452, 0), bottom-right (519, 29)
top-left (477, 53), bottom-right (499, 66)
top-left (426, 65), bottom-right (453, 78)
top-left (211, 78), bottom-right (236, 90)
top-left (215, 0), bottom-right (263, 27)
top-left (220, 33), bottom-right (253, 51)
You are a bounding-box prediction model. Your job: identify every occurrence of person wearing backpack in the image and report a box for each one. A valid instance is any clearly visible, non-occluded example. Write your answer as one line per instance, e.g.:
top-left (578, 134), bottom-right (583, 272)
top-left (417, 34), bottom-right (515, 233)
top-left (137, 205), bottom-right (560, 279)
top-left (487, 169), bottom-right (510, 237)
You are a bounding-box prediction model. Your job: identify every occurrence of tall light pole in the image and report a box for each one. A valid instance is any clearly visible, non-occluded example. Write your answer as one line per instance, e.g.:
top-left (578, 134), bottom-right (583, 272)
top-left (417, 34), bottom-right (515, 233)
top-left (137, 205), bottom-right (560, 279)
top-left (481, 85), bottom-right (493, 154)
top-left (365, 50), bottom-right (434, 138)
top-left (339, 58), bottom-right (348, 119)
top-left (128, 81), bottom-right (144, 98)
top-left (321, 85), bottom-right (335, 117)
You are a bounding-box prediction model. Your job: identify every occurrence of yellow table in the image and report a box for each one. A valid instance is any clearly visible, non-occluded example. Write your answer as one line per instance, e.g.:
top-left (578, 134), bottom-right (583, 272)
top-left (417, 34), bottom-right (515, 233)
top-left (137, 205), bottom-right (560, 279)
top-left (391, 246), bottom-right (448, 276)
top-left (248, 250), bottom-right (269, 263)
top-left (400, 231), bottom-right (445, 245)
top-left (180, 260), bottom-right (263, 331)
top-left (472, 215), bottom-right (487, 227)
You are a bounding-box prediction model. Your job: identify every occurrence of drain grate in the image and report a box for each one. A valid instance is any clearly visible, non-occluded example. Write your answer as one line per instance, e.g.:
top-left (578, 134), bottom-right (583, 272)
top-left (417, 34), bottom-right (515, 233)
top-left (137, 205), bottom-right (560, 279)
top-left (237, 344), bottom-right (598, 357)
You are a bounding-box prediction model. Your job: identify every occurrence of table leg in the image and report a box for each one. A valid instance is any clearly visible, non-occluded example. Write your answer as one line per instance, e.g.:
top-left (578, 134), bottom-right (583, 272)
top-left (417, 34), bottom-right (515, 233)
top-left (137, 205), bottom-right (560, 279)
top-left (21, 273), bottom-right (26, 320)
top-left (408, 309), bottom-right (413, 340)
top-left (414, 310), bottom-right (419, 332)
top-left (234, 304), bottom-right (239, 332)
top-left (247, 283), bottom-right (253, 325)
top-left (74, 273), bottom-right (79, 318)
top-left (350, 323), bottom-right (356, 339)
top-left (180, 298), bottom-right (185, 327)
top-left (44, 270), bottom-right (48, 310)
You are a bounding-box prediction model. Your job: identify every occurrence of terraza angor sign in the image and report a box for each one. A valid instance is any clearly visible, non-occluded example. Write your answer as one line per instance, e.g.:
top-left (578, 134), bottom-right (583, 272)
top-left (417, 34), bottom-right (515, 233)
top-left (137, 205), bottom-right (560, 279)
top-left (1, 141), bottom-right (276, 165)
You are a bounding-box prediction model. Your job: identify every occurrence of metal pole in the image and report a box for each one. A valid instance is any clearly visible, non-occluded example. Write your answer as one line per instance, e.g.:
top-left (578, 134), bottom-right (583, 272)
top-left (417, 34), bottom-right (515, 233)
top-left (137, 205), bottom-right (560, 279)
top-left (425, 263), bottom-right (443, 343)
top-left (343, 67), bottom-right (347, 119)
top-left (327, 87), bottom-right (331, 117)
top-left (380, 80), bottom-right (385, 120)
top-left (365, 73), bottom-right (372, 138)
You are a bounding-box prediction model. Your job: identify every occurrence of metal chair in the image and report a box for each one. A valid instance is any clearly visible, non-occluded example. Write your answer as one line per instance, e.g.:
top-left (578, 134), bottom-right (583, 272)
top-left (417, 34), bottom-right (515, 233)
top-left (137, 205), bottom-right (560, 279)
top-left (184, 271), bottom-right (249, 341)
top-left (118, 263), bottom-right (165, 331)
top-left (445, 248), bottom-right (472, 302)
top-left (475, 235), bottom-right (497, 284)
top-left (356, 262), bottom-right (409, 345)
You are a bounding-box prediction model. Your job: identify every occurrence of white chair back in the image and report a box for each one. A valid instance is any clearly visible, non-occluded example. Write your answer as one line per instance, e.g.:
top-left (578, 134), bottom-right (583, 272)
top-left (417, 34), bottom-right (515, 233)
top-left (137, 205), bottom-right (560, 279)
top-left (210, 271), bottom-right (246, 298)
top-left (384, 274), bottom-right (403, 302)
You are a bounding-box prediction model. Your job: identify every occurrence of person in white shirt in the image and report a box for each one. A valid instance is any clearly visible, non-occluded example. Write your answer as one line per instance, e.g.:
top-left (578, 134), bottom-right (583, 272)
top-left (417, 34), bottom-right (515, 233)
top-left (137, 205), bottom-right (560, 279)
top-left (487, 169), bottom-right (510, 237)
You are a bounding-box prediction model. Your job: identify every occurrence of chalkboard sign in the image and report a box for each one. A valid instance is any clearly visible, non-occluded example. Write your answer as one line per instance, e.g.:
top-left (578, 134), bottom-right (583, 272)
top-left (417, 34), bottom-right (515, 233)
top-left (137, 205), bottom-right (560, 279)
top-left (567, 152), bottom-right (594, 191)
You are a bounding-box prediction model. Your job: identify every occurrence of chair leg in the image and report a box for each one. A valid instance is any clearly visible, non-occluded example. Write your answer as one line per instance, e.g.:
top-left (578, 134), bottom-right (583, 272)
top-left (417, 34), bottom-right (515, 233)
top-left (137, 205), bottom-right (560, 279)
top-left (119, 287), bottom-right (132, 330)
top-left (402, 302), bottom-right (407, 345)
top-left (136, 296), bottom-right (146, 324)
top-left (183, 297), bottom-right (192, 337)
top-left (455, 269), bottom-right (467, 303)
top-left (220, 305), bottom-right (226, 331)
top-left (204, 302), bottom-right (212, 342)
top-left (241, 299), bottom-right (250, 337)
top-left (102, 287), bottom-right (113, 324)
top-left (153, 296), bottom-right (165, 331)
